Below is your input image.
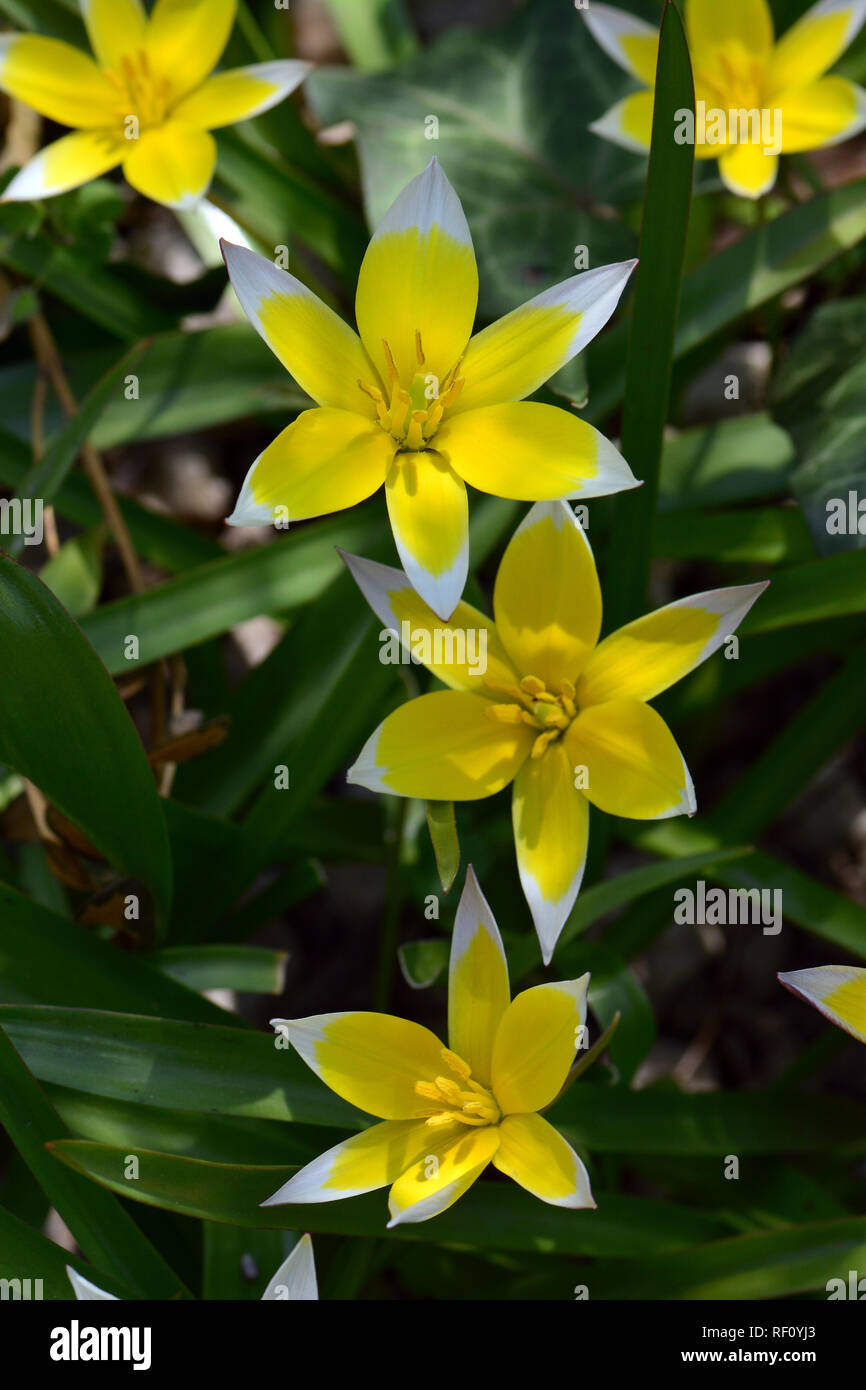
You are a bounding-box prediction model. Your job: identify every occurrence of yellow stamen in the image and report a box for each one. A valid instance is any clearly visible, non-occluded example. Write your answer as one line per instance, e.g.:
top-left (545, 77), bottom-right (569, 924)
top-left (415, 329), bottom-right (425, 366)
top-left (382, 338), bottom-right (399, 382)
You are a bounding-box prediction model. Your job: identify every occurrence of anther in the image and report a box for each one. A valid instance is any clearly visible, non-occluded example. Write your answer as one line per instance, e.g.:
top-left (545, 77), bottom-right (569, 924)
top-left (415, 329), bottom-right (425, 365)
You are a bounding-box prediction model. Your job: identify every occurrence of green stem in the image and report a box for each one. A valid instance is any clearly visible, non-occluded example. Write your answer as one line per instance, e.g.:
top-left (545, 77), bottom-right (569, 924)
top-left (373, 797), bottom-right (408, 1010)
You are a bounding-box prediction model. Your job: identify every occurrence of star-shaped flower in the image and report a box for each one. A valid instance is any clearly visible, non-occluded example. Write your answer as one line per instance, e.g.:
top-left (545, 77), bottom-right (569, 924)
top-left (583, 0), bottom-right (866, 199)
top-left (0, 0), bottom-right (309, 207)
top-left (263, 867), bottom-right (595, 1226)
top-left (344, 499), bottom-right (767, 961)
top-left (222, 157), bottom-right (638, 619)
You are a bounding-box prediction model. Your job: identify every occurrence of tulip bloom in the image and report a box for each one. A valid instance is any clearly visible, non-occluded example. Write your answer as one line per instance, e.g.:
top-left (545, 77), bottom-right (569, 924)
top-left (344, 500), bottom-right (766, 961)
top-left (0, 0), bottom-right (309, 207)
top-left (222, 157), bottom-right (638, 619)
top-left (263, 868), bottom-right (595, 1225)
top-left (66, 1235), bottom-right (318, 1300)
top-left (779, 965), bottom-right (866, 1044)
top-left (583, 0), bottom-right (866, 199)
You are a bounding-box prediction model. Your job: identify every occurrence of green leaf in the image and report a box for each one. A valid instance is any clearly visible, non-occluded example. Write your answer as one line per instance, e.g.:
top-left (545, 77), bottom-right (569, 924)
top-left (0, 1006), bottom-right (367, 1129)
top-left (39, 527), bottom-right (104, 617)
top-left (659, 413), bottom-right (795, 511)
top-left (47, 1140), bottom-right (727, 1257)
top-left (0, 1025), bottom-right (188, 1298)
top-left (426, 801), bottom-right (460, 893)
top-left (0, 1205), bottom-right (132, 1302)
top-left (202, 1224), bottom-right (285, 1301)
top-left (740, 550), bottom-right (866, 632)
top-left (398, 938), bottom-right (448, 990)
top-left (322, 0), bottom-right (417, 70)
top-left (652, 506), bottom-right (813, 564)
top-left (151, 946), bottom-right (288, 996)
top-left (0, 559), bottom-right (172, 931)
top-left (605, 0), bottom-right (695, 630)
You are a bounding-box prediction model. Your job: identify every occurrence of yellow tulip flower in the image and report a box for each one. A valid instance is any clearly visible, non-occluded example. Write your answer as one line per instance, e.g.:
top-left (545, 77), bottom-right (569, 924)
top-left (779, 965), bottom-right (866, 1043)
top-left (263, 867), bottom-right (595, 1225)
top-left (222, 157), bottom-right (639, 619)
top-left (583, 0), bottom-right (866, 199)
top-left (0, 0), bottom-right (310, 207)
top-left (343, 500), bottom-right (767, 962)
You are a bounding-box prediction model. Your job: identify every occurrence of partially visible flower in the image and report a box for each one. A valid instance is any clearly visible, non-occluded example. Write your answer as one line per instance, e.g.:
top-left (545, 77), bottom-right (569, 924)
top-left (65, 1235), bottom-right (318, 1300)
top-left (344, 500), bottom-right (767, 961)
top-left (222, 157), bottom-right (638, 620)
top-left (778, 965), bottom-right (866, 1044)
top-left (583, 0), bottom-right (866, 199)
top-left (0, 0), bottom-right (309, 207)
top-left (263, 867), bottom-right (595, 1225)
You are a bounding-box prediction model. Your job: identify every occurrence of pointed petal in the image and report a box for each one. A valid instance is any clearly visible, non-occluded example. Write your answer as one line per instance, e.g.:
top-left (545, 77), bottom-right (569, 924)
top-left (436, 402), bottom-right (638, 501)
top-left (0, 34), bottom-right (118, 127)
top-left (512, 744), bottom-right (590, 966)
top-left (384, 450), bottom-right (468, 621)
top-left (340, 551), bottom-right (518, 693)
top-left (491, 974), bottom-right (589, 1114)
top-left (387, 1123), bottom-right (499, 1227)
top-left (454, 261), bottom-right (637, 414)
top-left (81, 0), bottom-right (147, 71)
top-left (261, 1120), bottom-right (431, 1206)
top-left (2, 130), bottom-right (122, 202)
top-left (777, 77), bottom-right (866, 151)
top-left (447, 866), bottom-right (511, 1085)
top-left (778, 965), bottom-right (866, 1045)
top-left (686, 0), bottom-right (774, 55)
top-left (582, 3), bottom-right (659, 84)
top-left (122, 121), bottom-right (215, 208)
top-left (146, 0), bottom-right (236, 98)
top-left (348, 689), bottom-right (533, 800)
top-left (261, 1235), bottom-right (318, 1300)
top-left (566, 698), bottom-right (696, 820)
top-left (173, 60), bottom-right (311, 128)
top-left (767, 0), bottom-right (866, 94)
top-left (66, 1265), bottom-right (119, 1300)
top-left (493, 501), bottom-right (601, 689)
top-left (270, 1013), bottom-right (447, 1120)
top-left (578, 581), bottom-right (768, 706)
top-left (718, 142), bottom-right (779, 199)
top-left (222, 242), bottom-right (380, 415)
top-left (226, 409), bottom-right (394, 526)
top-left (355, 158), bottom-right (478, 387)
top-left (589, 92), bottom-right (654, 154)
top-left (494, 1112), bottom-right (595, 1209)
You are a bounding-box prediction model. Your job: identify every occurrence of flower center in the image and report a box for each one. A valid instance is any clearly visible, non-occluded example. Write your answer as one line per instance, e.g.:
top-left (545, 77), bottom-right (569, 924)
top-left (105, 51), bottom-right (173, 129)
top-left (483, 675), bottom-right (578, 759)
top-left (357, 331), bottom-right (465, 448)
top-left (414, 1048), bottom-right (501, 1129)
top-left (694, 41), bottom-right (765, 115)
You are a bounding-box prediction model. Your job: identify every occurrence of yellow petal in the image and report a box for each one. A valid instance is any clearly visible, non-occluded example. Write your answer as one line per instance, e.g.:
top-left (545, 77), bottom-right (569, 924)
top-left (718, 141), bottom-right (779, 199)
top-left (512, 744), bottom-right (590, 966)
top-left (0, 34), bottom-right (119, 127)
top-left (767, 0), bottom-right (866, 94)
top-left (447, 866), bottom-right (511, 1086)
top-left (778, 965), bottom-right (866, 1045)
top-left (122, 120), bottom-right (215, 207)
top-left (355, 158), bottom-right (478, 388)
top-left (777, 77), bottom-right (866, 152)
top-left (493, 501), bottom-right (601, 689)
top-left (384, 450), bottom-right (467, 621)
top-left (261, 1119), bottom-right (431, 1206)
top-left (347, 689), bottom-right (533, 801)
top-left (491, 975), bottom-right (589, 1115)
top-left (222, 242), bottom-right (380, 415)
top-left (81, 0), bottom-right (147, 73)
top-left (453, 261), bottom-right (637, 414)
top-left (578, 582), bottom-right (768, 706)
top-left (2, 129), bottom-right (122, 201)
top-left (147, 0), bottom-right (236, 99)
top-left (340, 551), bottom-right (519, 694)
top-left (590, 90), bottom-right (655, 154)
top-left (566, 698), bottom-right (695, 820)
top-left (172, 60), bottom-right (310, 129)
top-left (436, 402), bottom-right (637, 501)
top-left (685, 0), bottom-right (774, 55)
top-left (227, 409), bottom-right (394, 527)
top-left (494, 1112), bottom-right (595, 1209)
top-left (387, 1123), bottom-right (499, 1227)
top-left (272, 1012), bottom-right (447, 1120)
top-left (582, 4), bottom-right (659, 84)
